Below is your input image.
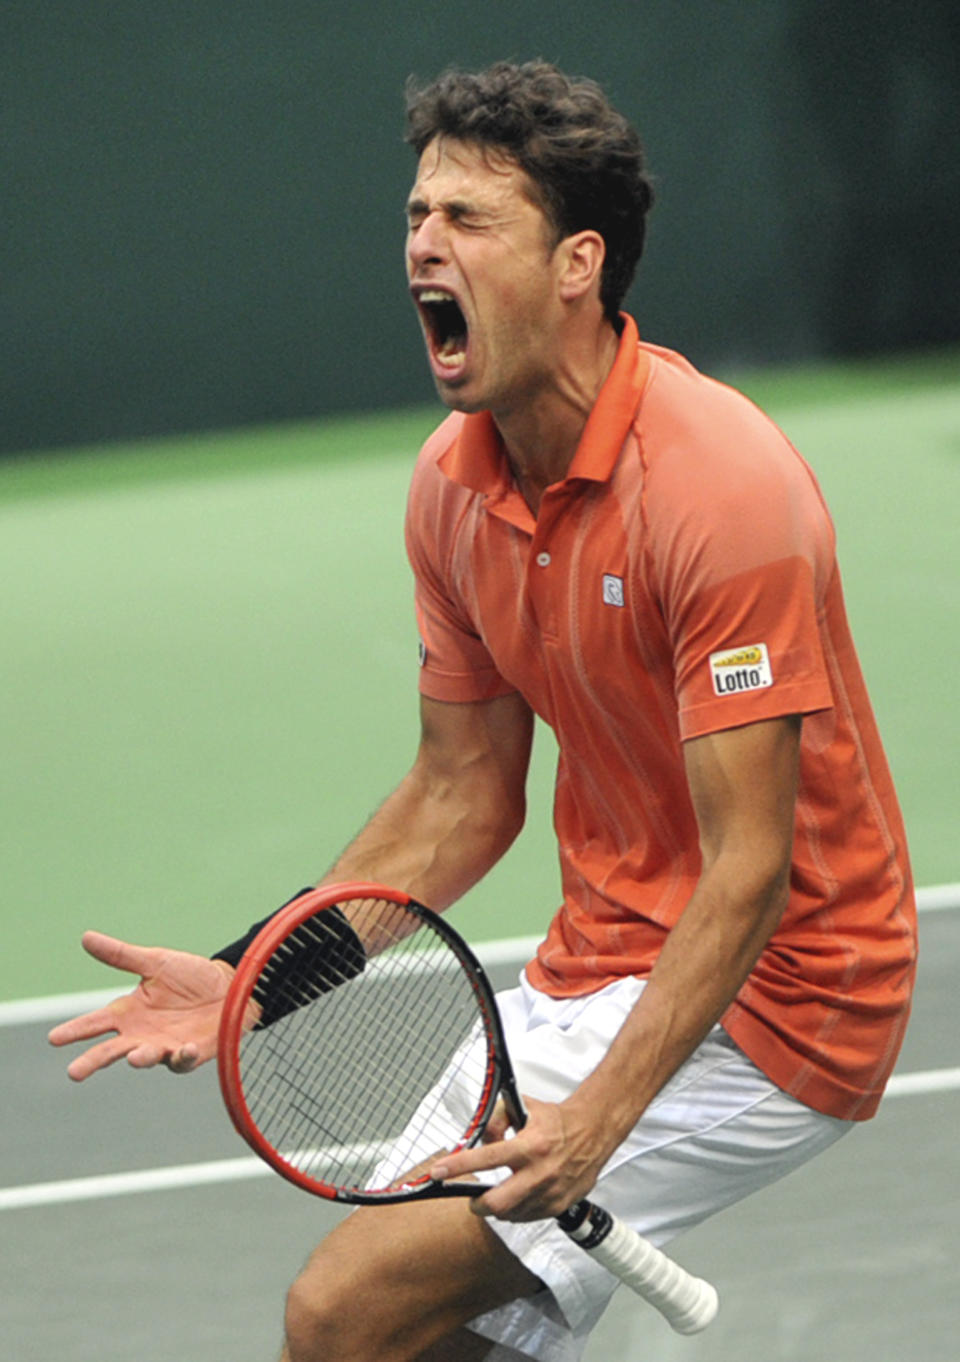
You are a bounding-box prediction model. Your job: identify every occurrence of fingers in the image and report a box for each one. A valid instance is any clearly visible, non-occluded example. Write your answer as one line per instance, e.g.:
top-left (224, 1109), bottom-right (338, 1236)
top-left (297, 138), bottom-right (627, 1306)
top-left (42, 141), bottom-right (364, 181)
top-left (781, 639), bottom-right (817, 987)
top-left (482, 1097), bottom-right (514, 1143)
top-left (48, 1006), bottom-right (122, 1047)
top-left (48, 933), bottom-right (154, 1048)
top-left (63, 1033), bottom-right (141, 1082)
top-left (80, 930), bottom-right (160, 976)
top-left (430, 1098), bottom-right (593, 1223)
top-left (126, 1040), bottom-right (201, 1073)
top-left (430, 1140), bottom-right (552, 1222)
top-left (476, 1184), bottom-right (538, 1220)
top-left (50, 931), bottom-right (221, 1083)
top-left (62, 1035), bottom-right (203, 1082)
top-left (430, 1138), bottom-right (516, 1184)
top-left (167, 1043), bottom-right (201, 1074)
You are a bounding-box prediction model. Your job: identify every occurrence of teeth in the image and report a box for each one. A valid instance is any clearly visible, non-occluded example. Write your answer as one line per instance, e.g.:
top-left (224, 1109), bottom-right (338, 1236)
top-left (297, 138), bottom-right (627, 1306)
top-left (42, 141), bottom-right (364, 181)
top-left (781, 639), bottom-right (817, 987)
top-left (436, 350), bottom-right (466, 367)
top-left (419, 289), bottom-right (455, 304)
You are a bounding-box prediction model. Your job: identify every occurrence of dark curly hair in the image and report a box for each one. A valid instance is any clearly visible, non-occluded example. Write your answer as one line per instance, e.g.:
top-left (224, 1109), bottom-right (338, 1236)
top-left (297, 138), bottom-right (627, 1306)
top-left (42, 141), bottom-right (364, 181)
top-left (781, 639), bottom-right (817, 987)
top-left (404, 61), bottom-right (655, 324)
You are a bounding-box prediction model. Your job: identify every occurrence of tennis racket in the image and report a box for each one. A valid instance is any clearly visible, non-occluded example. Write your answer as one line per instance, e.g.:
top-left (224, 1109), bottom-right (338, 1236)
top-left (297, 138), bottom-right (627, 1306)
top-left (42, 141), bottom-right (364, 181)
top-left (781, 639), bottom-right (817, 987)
top-left (217, 882), bottom-right (719, 1335)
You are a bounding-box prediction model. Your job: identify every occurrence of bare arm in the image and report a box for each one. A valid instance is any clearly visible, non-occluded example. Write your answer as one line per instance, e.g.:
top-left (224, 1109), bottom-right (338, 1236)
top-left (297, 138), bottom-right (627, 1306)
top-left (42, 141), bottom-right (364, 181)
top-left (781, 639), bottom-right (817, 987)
top-left (559, 713), bottom-right (801, 1149)
top-left (49, 691), bottom-right (534, 1079)
top-left (434, 713), bottom-right (802, 1217)
top-left (319, 691), bottom-right (534, 909)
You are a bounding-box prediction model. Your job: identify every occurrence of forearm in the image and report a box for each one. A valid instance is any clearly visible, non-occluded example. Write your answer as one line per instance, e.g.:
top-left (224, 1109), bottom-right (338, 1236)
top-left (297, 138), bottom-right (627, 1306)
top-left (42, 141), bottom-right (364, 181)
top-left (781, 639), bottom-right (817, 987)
top-left (215, 694), bottom-right (531, 969)
top-left (563, 859), bottom-right (788, 1158)
top-left (438, 716), bottom-right (801, 1222)
top-left (319, 759), bottom-right (524, 910)
top-left (438, 861), bottom-right (790, 1222)
top-left (567, 714), bottom-right (802, 1153)
top-left (317, 692), bottom-right (532, 910)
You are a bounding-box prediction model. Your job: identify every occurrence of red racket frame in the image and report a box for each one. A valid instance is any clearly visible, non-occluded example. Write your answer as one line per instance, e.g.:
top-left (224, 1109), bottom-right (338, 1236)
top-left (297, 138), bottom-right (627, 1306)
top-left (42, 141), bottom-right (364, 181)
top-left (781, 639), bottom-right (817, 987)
top-left (217, 882), bottom-right (511, 1203)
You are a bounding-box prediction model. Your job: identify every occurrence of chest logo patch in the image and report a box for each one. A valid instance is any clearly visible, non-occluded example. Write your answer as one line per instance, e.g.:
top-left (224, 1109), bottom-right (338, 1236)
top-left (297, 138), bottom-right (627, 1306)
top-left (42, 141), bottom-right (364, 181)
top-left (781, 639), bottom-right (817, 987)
top-left (709, 642), bottom-right (773, 696)
top-left (602, 573), bottom-right (625, 608)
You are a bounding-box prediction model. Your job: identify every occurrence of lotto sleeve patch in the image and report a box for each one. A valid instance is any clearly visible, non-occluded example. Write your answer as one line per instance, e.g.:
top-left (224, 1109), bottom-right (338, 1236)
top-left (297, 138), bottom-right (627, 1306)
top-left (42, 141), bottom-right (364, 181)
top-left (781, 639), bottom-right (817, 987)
top-left (673, 558), bottom-right (833, 740)
top-left (709, 642), bottom-right (774, 696)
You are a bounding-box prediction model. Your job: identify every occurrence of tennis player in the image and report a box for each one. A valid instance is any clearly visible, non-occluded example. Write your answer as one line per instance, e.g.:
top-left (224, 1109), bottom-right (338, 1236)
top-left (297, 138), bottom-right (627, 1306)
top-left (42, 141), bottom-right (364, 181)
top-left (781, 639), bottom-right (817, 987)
top-left (51, 62), bottom-right (917, 1362)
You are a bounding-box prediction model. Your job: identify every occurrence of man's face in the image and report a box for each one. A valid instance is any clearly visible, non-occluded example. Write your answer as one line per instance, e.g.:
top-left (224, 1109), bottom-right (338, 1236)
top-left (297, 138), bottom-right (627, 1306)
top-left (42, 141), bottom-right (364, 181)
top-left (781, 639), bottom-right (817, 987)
top-left (405, 137), bottom-right (565, 415)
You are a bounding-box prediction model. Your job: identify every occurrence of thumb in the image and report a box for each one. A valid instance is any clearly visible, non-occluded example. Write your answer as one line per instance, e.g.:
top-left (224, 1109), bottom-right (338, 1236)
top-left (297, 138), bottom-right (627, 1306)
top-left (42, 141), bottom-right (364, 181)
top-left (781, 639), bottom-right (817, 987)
top-left (80, 930), bottom-right (161, 978)
top-left (483, 1097), bottom-right (519, 1144)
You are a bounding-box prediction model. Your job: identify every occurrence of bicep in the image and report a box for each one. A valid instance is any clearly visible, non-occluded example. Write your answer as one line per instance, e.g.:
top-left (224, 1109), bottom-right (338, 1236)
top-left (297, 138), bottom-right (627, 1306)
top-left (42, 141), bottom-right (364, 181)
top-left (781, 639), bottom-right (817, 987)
top-left (415, 691), bottom-right (535, 822)
top-left (683, 714), bottom-right (802, 888)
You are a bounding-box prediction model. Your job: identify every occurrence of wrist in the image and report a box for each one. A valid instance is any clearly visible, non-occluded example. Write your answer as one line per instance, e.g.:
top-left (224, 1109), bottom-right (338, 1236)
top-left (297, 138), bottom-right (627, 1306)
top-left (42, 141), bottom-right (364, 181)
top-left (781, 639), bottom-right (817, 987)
top-left (562, 1070), bottom-right (647, 1159)
top-left (211, 887), bottom-right (315, 965)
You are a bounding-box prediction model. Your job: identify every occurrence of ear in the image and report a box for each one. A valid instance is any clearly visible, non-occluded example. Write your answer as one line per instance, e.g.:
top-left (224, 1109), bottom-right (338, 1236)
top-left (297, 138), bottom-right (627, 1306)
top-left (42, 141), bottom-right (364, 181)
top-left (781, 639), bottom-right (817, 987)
top-left (556, 230), bottom-right (606, 304)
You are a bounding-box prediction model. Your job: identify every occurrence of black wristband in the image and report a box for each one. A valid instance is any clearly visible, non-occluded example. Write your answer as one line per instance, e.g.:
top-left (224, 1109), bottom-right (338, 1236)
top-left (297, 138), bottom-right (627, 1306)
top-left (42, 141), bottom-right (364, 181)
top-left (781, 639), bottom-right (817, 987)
top-left (254, 903), bottom-right (367, 1028)
top-left (212, 888), bottom-right (367, 1028)
top-left (211, 888), bottom-right (316, 968)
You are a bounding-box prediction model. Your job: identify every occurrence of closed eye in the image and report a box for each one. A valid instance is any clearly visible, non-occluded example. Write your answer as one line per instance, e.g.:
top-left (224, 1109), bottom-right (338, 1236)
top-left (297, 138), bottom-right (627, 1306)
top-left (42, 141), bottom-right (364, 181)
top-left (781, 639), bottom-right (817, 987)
top-left (446, 202), bottom-right (489, 230)
top-left (405, 199), bottom-right (490, 233)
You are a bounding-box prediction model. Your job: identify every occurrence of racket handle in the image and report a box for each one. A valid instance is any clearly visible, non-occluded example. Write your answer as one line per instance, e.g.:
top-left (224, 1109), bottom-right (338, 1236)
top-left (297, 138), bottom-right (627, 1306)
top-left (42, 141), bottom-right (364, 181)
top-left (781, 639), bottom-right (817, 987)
top-left (559, 1201), bottom-right (718, 1334)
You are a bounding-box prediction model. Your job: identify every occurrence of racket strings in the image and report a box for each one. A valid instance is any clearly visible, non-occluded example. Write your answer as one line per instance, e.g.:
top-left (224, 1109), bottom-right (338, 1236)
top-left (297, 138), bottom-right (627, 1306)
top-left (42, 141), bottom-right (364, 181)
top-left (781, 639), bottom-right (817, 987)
top-left (249, 915), bottom-right (468, 1125)
top-left (237, 900), bottom-right (495, 1194)
top-left (249, 967), bottom-right (484, 1186)
top-left (248, 954), bottom-right (471, 1162)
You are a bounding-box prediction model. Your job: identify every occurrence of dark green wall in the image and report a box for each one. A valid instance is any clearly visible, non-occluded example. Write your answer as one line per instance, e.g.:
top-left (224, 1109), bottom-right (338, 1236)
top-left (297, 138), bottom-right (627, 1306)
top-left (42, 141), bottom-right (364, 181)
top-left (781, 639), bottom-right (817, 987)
top-left (4, 1), bottom-right (959, 454)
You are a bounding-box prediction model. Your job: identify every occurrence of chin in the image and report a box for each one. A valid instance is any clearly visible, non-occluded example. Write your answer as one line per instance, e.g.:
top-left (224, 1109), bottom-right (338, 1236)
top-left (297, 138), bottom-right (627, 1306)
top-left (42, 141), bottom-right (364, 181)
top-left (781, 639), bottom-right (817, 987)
top-left (440, 395), bottom-right (490, 415)
top-left (433, 379), bottom-right (488, 415)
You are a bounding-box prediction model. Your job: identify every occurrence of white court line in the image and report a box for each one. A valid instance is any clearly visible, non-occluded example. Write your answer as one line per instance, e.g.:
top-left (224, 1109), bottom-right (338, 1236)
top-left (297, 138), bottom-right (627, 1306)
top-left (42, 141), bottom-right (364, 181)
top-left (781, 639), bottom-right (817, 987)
top-left (0, 1157), bottom-right (271, 1210)
top-left (0, 935), bottom-right (543, 1028)
top-left (3, 877), bottom-right (958, 1028)
top-left (915, 881), bottom-right (960, 913)
top-left (1, 1063), bottom-right (957, 1212)
top-left (2, 885), bottom-right (956, 1212)
top-left (885, 1066), bottom-right (960, 1098)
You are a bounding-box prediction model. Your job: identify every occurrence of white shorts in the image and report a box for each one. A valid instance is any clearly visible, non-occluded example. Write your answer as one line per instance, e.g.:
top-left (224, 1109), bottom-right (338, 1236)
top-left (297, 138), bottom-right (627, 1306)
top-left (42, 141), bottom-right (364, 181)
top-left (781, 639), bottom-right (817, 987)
top-left (465, 972), bottom-right (852, 1362)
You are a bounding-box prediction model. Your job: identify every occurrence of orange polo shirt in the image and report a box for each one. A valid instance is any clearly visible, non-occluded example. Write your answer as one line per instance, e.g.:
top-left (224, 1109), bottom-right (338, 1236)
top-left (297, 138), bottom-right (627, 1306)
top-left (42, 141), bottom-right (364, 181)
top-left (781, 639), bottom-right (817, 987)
top-left (404, 315), bottom-right (916, 1121)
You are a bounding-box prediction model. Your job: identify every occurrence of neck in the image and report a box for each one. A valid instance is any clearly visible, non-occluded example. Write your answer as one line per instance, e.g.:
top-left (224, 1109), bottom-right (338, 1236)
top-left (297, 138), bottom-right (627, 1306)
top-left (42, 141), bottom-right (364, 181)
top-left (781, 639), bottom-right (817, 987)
top-left (494, 319), bottom-right (620, 514)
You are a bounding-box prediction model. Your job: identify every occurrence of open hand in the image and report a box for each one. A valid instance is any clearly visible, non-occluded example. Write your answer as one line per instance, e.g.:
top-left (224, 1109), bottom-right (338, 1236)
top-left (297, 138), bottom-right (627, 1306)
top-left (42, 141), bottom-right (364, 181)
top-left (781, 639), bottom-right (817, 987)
top-left (48, 931), bottom-right (235, 1081)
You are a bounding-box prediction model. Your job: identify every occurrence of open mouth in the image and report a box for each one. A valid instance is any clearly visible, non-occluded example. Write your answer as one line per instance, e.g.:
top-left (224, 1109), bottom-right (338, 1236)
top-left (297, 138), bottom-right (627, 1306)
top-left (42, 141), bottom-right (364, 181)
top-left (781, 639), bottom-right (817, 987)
top-left (417, 289), bottom-right (469, 369)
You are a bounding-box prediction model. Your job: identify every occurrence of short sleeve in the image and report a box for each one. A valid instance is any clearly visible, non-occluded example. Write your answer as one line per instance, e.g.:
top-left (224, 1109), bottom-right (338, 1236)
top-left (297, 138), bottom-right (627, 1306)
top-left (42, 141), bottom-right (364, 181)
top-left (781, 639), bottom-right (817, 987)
top-left (404, 441), bottom-right (517, 704)
top-left (642, 409), bottom-right (836, 740)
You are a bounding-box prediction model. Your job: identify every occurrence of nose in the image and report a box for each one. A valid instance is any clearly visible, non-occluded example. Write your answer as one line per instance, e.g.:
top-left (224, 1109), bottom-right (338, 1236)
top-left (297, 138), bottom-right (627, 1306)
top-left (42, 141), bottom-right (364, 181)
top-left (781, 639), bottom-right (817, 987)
top-left (407, 210), bottom-right (449, 270)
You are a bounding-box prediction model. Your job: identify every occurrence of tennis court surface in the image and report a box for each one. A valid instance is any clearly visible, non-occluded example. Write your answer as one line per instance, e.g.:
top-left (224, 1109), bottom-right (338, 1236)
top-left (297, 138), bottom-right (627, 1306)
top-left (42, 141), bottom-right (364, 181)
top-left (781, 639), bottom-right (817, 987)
top-left (4, 889), bottom-right (958, 1361)
top-left (3, 354), bottom-right (958, 1358)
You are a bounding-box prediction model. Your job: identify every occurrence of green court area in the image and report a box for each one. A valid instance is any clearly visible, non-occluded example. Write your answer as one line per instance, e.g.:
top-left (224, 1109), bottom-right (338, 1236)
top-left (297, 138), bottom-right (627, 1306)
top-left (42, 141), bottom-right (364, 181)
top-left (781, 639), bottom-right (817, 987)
top-left (3, 349), bottom-right (958, 1001)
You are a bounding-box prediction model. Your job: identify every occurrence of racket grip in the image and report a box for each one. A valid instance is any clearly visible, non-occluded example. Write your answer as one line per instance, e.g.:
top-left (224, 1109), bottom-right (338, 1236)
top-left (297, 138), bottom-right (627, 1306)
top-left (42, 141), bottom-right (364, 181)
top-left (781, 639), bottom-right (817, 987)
top-left (560, 1203), bottom-right (718, 1334)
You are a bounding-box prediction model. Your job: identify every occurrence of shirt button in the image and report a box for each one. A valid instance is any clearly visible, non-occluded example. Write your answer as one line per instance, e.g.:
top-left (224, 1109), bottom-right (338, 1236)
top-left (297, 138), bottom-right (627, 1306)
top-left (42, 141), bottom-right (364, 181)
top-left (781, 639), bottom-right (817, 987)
top-left (536, 551), bottom-right (551, 567)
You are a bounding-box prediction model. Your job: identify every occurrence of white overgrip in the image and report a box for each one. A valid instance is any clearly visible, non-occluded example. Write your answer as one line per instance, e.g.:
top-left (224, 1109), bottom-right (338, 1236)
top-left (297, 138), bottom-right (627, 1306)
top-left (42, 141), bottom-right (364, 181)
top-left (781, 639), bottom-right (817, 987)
top-left (587, 1214), bottom-right (719, 1334)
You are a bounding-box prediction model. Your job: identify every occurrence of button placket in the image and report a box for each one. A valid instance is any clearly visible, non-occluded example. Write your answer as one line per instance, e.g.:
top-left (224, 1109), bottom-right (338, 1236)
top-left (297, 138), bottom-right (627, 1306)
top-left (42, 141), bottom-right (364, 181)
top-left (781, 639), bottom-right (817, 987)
top-left (528, 495), bottom-right (567, 640)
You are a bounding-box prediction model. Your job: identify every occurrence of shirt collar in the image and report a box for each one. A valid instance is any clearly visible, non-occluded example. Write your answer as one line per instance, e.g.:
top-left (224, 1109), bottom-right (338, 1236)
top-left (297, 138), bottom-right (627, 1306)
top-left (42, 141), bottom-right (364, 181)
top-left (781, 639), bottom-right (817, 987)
top-left (437, 314), bottom-right (649, 499)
